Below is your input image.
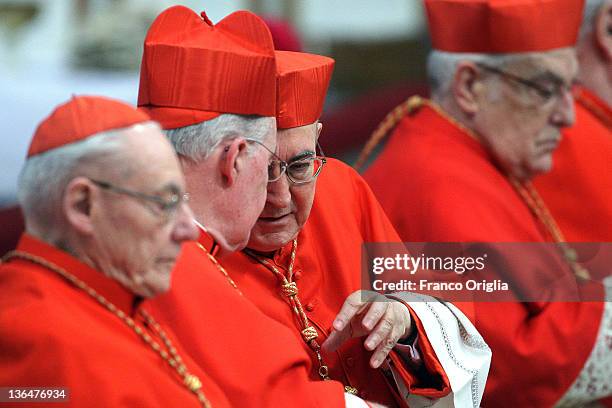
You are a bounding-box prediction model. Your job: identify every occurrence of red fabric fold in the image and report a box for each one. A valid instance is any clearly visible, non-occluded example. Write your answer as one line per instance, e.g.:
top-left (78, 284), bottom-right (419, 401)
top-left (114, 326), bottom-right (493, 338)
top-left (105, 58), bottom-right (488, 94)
top-left (389, 305), bottom-right (451, 399)
top-left (534, 86), bottom-right (612, 244)
top-left (425, 0), bottom-right (584, 53)
top-left (138, 6), bottom-right (276, 129)
top-left (276, 50), bottom-right (335, 129)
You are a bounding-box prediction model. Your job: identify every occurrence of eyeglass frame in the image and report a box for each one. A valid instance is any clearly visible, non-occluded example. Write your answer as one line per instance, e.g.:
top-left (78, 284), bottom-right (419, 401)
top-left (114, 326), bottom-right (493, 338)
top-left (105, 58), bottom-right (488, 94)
top-left (88, 178), bottom-right (189, 217)
top-left (244, 137), bottom-right (328, 185)
top-left (270, 154), bottom-right (327, 185)
top-left (475, 62), bottom-right (572, 104)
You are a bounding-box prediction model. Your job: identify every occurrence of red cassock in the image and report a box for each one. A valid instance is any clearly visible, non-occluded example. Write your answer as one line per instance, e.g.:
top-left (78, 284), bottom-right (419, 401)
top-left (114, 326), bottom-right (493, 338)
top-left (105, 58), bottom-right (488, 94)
top-left (0, 234), bottom-right (230, 408)
top-left (534, 86), bottom-right (612, 242)
top-left (222, 158), bottom-right (451, 407)
top-left (363, 103), bottom-right (606, 407)
top-left (148, 235), bottom-right (348, 408)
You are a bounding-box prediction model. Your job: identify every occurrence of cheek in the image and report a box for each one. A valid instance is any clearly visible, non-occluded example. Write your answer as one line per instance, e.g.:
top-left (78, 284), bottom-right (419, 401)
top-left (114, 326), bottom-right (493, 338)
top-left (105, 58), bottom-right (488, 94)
top-left (250, 157), bottom-right (270, 193)
top-left (93, 202), bottom-right (174, 277)
top-left (258, 153), bottom-right (270, 179)
top-left (120, 232), bottom-right (155, 267)
top-left (499, 110), bottom-right (545, 152)
top-left (512, 103), bottom-right (552, 132)
top-left (292, 187), bottom-right (316, 226)
top-left (95, 228), bottom-right (146, 276)
top-left (132, 228), bottom-right (177, 279)
top-left (93, 208), bottom-right (133, 255)
top-left (111, 219), bottom-right (166, 267)
top-left (521, 121), bottom-right (553, 156)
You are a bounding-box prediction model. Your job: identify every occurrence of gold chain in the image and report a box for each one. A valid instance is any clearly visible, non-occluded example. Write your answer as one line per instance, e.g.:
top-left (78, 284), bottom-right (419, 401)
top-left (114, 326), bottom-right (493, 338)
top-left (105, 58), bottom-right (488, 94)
top-left (2, 250), bottom-right (213, 408)
top-left (204, 240), bottom-right (359, 395)
top-left (196, 243), bottom-right (242, 295)
top-left (508, 179), bottom-right (591, 280)
top-left (354, 96), bottom-right (423, 171)
top-left (244, 239), bottom-right (333, 381)
top-left (369, 97), bottom-right (591, 280)
top-left (429, 98), bottom-right (592, 280)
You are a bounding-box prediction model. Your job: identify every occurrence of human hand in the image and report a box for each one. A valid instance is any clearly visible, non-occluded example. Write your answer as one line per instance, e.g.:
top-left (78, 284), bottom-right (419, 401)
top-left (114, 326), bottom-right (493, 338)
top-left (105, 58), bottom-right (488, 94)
top-left (323, 290), bottom-right (412, 368)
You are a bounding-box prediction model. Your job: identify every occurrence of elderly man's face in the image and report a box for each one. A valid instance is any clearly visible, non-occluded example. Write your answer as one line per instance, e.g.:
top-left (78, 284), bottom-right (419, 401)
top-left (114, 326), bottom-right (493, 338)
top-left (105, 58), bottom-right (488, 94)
top-left (90, 126), bottom-right (198, 297)
top-left (221, 127), bottom-right (278, 252)
top-left (247, 123), bottom-right (319, 253)
top-left (178, 121), bottom-right (277, 255)
top-left (474, 48), bottom-right (578, 180)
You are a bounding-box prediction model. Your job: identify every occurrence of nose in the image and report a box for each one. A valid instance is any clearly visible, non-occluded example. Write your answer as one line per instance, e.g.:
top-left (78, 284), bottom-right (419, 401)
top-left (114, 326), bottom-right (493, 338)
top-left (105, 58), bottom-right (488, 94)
top-left (550, 87), bottom-right (575, 127)
top-left (266, 174), bottom-right (292, 209)
top-left (171, 203), bottom-right (199, 242)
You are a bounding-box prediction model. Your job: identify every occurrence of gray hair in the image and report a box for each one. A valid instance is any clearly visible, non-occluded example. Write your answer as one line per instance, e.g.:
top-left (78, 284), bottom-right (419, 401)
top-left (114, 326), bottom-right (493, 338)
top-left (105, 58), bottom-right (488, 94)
top-left (17, 122), bottom-right (158, 240)
top-left (427, 48), bottom-right (573, 100)
top-left (427, 51), bottom-right (521, 100)
top-left (164, 114), bottom-right (275, 162)
top-left (580, 0), bottom-right (604, 40)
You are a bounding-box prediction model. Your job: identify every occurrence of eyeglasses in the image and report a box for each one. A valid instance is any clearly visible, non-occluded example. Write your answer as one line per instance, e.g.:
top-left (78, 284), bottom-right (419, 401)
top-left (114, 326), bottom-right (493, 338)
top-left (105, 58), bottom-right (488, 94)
top-left (244, 137), bottom-right (327, 184)
top-left (268, 156), bottom-right (327, 184)
top-left (476, 63), bottom-right (571, 104)
top-left (243, 138), bottom-right (283, 181)
top-left (243, 137), bottom-right (327, 184)
top-left (244, 138), bottom-right (281, 161)
top-left (89, 178), bottom-right (189, 217)
top-left (269, 141), bottom-right (328, 185)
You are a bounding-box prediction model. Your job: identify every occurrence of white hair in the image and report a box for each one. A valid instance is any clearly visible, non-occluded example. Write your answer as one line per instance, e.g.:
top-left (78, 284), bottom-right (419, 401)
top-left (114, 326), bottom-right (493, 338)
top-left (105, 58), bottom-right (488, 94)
top-left (17, 121), bottom-right (159, 240)
top-left (580, 0), bottom-right (604, 40)
top-left (427, 48), bottom-right (574, 101)
top-left (427, 51), bottom-right (522, 100)
top-left (164, 114), bottom-right (276, 162)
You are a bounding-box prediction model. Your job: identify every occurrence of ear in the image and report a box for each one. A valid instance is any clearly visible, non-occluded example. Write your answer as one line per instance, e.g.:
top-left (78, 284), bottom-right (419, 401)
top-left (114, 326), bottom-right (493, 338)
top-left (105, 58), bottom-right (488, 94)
top-left (452, 61), bottom-right (484, 115)
top-left (63, 177), bottom-right (95, 235)
top-left (315, 122), bottom-right (323, 140)
top-left (594, 0), bottom-right (612, 61)
top-left (220, 138), bottom-right (248, 187)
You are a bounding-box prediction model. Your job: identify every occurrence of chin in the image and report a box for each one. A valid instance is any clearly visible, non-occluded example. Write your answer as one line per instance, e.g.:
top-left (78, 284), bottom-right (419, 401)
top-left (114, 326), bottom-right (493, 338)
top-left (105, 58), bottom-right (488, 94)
top-left (247, 231), bottom-right (294, 253)
top-left (151, 282), bottom-right (172, 297)
top-left (223, 239), bottom-right (249, 254)
top-left (146, 271), bottom-right (173, 297)
top-left (530, 155), bottom-right (554, 176)
top-left (219, 228), bottom-right (253, 254)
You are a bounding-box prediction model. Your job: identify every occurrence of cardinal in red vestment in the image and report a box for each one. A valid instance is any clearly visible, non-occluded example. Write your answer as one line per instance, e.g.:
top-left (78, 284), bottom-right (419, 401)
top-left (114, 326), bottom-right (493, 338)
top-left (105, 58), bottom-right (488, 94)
top-left (141, 6), bottom-right (360, 407)
top-left (0, 96), bottom-right (230, 407)
top-left (362, 0), bottom-right (611, 406)
top-left (534, 0), bottom-right (612, 243)
top-left (220, 47), bottom-right (492, 407)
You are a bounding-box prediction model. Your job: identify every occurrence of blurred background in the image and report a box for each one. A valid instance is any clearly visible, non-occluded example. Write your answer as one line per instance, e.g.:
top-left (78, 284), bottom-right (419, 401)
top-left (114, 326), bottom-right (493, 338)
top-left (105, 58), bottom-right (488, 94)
top-left (0, 0), bottom-right (432, 209)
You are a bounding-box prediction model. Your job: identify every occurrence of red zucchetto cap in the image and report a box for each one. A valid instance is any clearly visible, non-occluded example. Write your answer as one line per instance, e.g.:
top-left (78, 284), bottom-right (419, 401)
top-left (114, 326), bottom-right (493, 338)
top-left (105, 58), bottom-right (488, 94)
top-left (424, 0), bottom-right (584, 53)
top-left (138, 6), bottom-right (277, 130)
top-left (275, 50), bottom-right (334, 129)
top-left (28, 96), bottom-right (150, 158)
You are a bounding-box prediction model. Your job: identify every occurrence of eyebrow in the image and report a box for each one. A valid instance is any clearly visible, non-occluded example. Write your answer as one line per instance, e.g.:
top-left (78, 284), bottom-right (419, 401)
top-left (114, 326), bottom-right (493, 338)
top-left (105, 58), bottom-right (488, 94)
top-left (288, 150), bottom-right (315, 163)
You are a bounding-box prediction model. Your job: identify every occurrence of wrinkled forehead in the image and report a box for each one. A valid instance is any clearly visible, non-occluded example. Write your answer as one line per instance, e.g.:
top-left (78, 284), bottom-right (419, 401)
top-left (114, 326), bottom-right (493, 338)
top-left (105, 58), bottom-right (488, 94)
top-left (277, 122), bottom-right (318, 156)
top-left (504, 47), bottom-right (578, 82)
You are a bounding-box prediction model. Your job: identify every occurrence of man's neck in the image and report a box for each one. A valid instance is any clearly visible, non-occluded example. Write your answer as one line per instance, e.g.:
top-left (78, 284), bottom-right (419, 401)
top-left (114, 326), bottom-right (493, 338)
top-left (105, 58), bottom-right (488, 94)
top-left (244, 248), bottom-right (276, 259)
